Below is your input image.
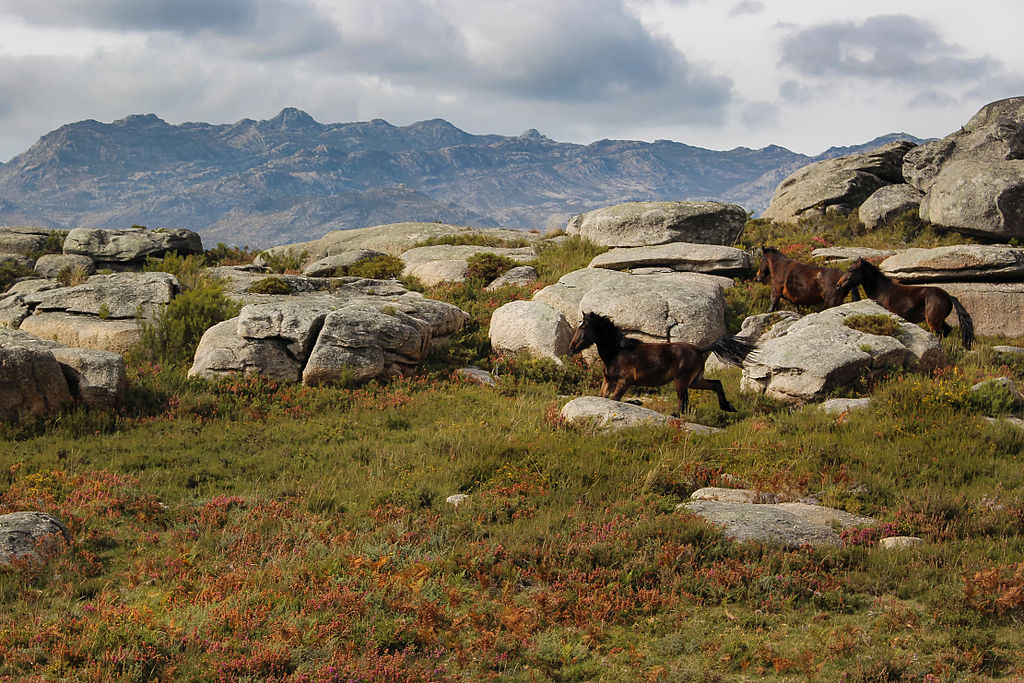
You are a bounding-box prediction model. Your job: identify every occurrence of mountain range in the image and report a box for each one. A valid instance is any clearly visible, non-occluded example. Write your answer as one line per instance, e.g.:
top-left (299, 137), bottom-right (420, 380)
top-left (0, 108), bottom-right (926, 248)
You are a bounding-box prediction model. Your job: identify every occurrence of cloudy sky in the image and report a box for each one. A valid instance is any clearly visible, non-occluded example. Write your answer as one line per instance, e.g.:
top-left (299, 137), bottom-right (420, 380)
top-left (0, 0), bottom-right (1021, 161)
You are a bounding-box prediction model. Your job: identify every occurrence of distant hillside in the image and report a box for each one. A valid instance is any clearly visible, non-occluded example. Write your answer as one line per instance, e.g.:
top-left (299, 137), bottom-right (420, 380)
top-left (0, 108), bottom-right (928, 247)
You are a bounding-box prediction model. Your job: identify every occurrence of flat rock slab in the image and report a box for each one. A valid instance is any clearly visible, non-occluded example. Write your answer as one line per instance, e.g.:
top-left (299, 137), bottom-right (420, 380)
top-left (0, 511), bottom-right (72, 565)
top-left (19, 312), bottom-right (143, 354)
top-left (810, 247), bottom-right (897, 264)
top-left (32, 271), bottom-right (179, 319)
top-left (302, 250), bottom-right (387, 276)
top-left (690, 487), bottom-right (779, 504)
top-left (567, 201), bottom-right (747, 247)
top-left (63, 227), bottom-right (202, 264)
top-left (880, 245), bottom-right (1024, 282)
top-left (0, 226), bottom-right (58, 256)
top-left (560, 396), bottom-right (720, 433)
top-left (818, 397), bottom-right (873, 415)
top-left (682, 500), bottom-right (875, 548)
top-left (588, 243), bottom-right (751, 276)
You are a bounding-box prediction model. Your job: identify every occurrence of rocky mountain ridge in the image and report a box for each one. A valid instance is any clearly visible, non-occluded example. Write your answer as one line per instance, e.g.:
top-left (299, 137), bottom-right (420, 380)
top-left (0, 108), bottom-right (926, 246)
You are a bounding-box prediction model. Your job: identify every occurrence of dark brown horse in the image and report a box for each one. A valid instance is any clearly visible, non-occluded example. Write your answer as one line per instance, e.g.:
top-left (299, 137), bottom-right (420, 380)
top-left (568, 312), bottom-right (756, 416)
top-left (756, 246), bottom-right (858, 311)
top-left (835, 257), bottom-right (975, 349)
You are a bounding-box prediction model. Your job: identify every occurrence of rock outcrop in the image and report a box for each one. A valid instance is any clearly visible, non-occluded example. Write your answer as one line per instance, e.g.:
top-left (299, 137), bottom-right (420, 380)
top-left (489, 300), bottom-right (572, 362)
top-left (857, 184), bottom-right (924, 230)
top-left (63, 227), bottom-right (202, 267)
top-left (763, 141), bottom-right (915, 224)
top-left (740, 300), bottom-right (945, 404)
top-left (587, 243), bottom-right (752, 276)
top-left (566, 201), bottom-right (747, 247)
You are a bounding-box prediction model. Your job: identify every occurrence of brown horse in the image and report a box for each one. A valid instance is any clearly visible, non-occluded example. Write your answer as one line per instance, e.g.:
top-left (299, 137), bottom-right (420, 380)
top-left (756, 246), bottom-right (858, 311)
top-left (835, 257), bottom-right (975, 348)
top-left (568, 312), bottom-right (756, 416)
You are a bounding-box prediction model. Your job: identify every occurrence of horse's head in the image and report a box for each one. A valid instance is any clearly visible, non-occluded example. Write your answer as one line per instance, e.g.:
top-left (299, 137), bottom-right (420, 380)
top-left (569, 312), bottom-right (599, 353)
top-left (836, 258), bottom-right (863, 293)
top-left (754, 246), bottom-right (777, 283)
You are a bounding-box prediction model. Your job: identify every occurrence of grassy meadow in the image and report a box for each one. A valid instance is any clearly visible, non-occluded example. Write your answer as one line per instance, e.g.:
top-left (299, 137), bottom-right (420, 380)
top-left (2, 218), bottom-right (1024, 681)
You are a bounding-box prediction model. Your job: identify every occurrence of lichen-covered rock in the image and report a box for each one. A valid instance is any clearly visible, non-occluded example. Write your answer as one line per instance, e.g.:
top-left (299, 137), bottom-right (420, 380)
top-left (763, 141), bottom-right (915, 224)
top-left (489, 300), bottom-right (572, 362)
top-left (0, 342), bottom-right (72, 421)
top-left (857, 184), bottom-right (924, 230)
top-left (918, 160), bottom-right (1024, 240)
top-left (19, 312), bottom-right (145, 354)
top-left (32, 271), bottom-right (179, 320)
top-left (903, 96), bottom-right (1024, 192)
top-left (588, 243), bottom-right (751, 276)
top-left (301, 249), bottom-right (388, 276)
top-left (939, 282), bottom-right (1024, 337)
top-left (63, 227), bottom-right (202, 265)
top-left (566, 201), bottom-right (747, 247)
top-left (682, 499), bottom-right (875, 548)
top-left (0, 512), bottom-right (72, 565)
top-left (879, 245), bottom-right (1024, 282)
top-left (189, 319), bottom-right (303, 382)
top-left (534, 268), bottom-right (728, 346)
top-left (33, 253), bottom-right (95, 279)
top-left (485, 265), bottom-right (539, 290)
top-left (740, 301), bottom-right (945, 404)
top-left (0, 226), bottom-right (59, 255)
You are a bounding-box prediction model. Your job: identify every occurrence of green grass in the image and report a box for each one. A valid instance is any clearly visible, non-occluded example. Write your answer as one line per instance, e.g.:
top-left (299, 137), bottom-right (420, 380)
top-left (2, 223), bottom-right (1024, 680)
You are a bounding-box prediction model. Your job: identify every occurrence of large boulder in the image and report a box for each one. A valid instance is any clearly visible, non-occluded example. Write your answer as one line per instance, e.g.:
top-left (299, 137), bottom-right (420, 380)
top-left (918, 160), bottom-right (1024, 240)
top-left (0, 512), bottom-right (72, 565)
top-left (0, 328), bottom-right (127, 409)
top-left (489, 300), bottom-right (572, 362)
top-left (535, 268), bottom-right (729, 346)
top-left (33, 253), bottom-right (95, 279)
top-left (0, 342), bottom-right (72, 421)
top-left (0, 226), bottom-right (59, 255)
top-left (559, 396), bottom-right (721, 433)
top-left (588, 243), bottom-right (752, 276)
top-left (857, 184), bottom-right (924, 230)
top-left (32, 272), bottom-right (179, 319)
top-left (903, 96), bottom-right (1024, 192)
top-left (189, 288), bottom-right (469, 386)
top-left (566, 201), bottom-right (747, 247)
top-left (63, 227), bottom-right (203, 266)
top-left (740, 300), bottom-right (945, 404)
top-left (879, 245), bottom-right (1024, 282)
top-left (763, 141), bottom-right (916, 225)
top-left (940, 282), bottom-right (1024, 337)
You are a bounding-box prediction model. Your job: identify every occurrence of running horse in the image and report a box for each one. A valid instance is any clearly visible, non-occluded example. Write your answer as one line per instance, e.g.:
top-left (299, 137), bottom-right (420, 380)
top-left (756, 246), bottom-right (859, 311)
top-left (835, 257), bottom-right (975, 348)
top-left (568, 312), bottom-right (756, 416)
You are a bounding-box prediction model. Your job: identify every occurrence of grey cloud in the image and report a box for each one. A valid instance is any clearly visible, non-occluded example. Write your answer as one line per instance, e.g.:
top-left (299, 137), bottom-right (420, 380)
top-left (780, 14), bottom-right (998, 83)
top-left (0, 0), bottom-right (257, 34)
top-left (729, 1), bottom-right (765, 17)
top-left (908, 91), bottom-right (958, 108)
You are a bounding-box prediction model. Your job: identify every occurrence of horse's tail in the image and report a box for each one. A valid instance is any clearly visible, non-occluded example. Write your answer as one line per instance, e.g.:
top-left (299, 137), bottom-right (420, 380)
top-left (949, 294), bottom-right (974, 349)
top-left (702, 334), bottom-right (758, 367)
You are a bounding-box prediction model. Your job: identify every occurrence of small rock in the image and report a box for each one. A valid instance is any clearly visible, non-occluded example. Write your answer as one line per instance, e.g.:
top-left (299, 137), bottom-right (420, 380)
top-left (486, 265), bottom-right (539, 290)
top-left (456, 367), bottom-right (496, 386)
top-left (878, 536), bottom-right (924, 550)
top-left (818, 398), bottom-right (873, 415)
top-left (0, 511), bottom-right (72, 565)
top-left (993, 345), bottom-right (1024, 355)
top-left (690, 487), bottom-right (779, 504)
top-left (970, 377), bottom-right (1024, 408)
top-left (446, 494), bottom-right (470, 508)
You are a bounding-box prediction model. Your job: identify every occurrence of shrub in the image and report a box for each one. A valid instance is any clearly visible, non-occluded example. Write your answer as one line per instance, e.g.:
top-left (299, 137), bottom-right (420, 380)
top-left (204, 242), bottom-right (255, 266)
top-left (339, 254), bottom-right (405, 279)
top-left (248, 277), bottom-right (292, 295)
top-left (143, 252), bottom-right (210, 291)
top-left (130, 283), bottom-right (242, 366)
top-left (843, 313), bottom-right (902, 337)
top-left (56, 264), bottom-right (91, 287)
top-left (967, 379), bottom-right (1021, 416)
top-left (25, 229), bottom-right (68, 259)
top-left (533, 236), bottom-right (606, 283)
top-left (0, 260), bottom-right (35, 292)
top-left (259, 248), bottom-right (308, 274)
top-left (466, 252), bottom-right (519, 284)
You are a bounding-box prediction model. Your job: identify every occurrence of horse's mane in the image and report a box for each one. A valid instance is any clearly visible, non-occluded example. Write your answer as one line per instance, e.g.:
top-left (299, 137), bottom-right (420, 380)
top-left (585, 312), bottom-right (640, 350)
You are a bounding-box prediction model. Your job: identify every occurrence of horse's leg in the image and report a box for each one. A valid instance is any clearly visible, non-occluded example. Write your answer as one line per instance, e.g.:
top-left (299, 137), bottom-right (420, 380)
top-left (672, 377), bottom-right (689, 417)
top-left (690, 376), bottom-right (735, 412)
top-left (599, 374), bottom-right (612, 398)
top-left (768, 286), bottom-right (782, 312)
top-left (608, 379), bottom-right (632, 402)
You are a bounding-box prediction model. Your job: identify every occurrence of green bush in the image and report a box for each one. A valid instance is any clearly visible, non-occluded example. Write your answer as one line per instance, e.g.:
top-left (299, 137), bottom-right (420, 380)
top-left (130, 283), bottom-right (242, 366)
top-left (411, 233), bottom-right (531, 248)
top-left (0, 260), bottom-right (34, 293)
top-left (968, 379), bottom-right (1021, 416)
top-left (204, 243), bottom-right (254, 266)
top-left (466, 252), bottom-right (519, 284)
top-left (56, 264), bottom-right (91, 287)
top-left (843, 313), bottom-right (902, 337)
top-left (248, 277), bottom-right (292, 295)
top-left (259, 248), bottom-right (308, 274)
top-left (143, 252), bottom-right (210, 291)
top-left (339, 254), bottom-right (405, 279)
top-left (25, 229), bottom-right (68, 259)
